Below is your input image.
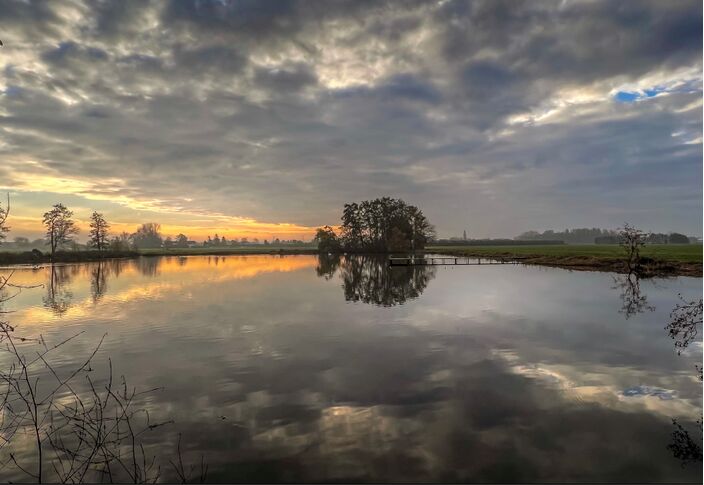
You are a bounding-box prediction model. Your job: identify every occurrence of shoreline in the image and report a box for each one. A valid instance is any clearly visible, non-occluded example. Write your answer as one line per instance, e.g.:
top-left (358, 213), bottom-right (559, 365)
top-left (426, 247), bottom-right (702, 278)
top-left (0, 246), bottom-right (700, 277)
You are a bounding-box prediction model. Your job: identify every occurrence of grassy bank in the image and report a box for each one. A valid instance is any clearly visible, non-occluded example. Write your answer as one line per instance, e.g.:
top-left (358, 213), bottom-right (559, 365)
top-left (427, 244), bottom-right (702, 276)
top-left (0, 247), bottom-right (319, 265)
top-left (0, 250), bottom-right (140, 266)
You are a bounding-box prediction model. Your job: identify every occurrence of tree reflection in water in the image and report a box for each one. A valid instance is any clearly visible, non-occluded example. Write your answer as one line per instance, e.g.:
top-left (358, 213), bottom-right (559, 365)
top-left (315, 253), bottom-right (340, 280)
top-left (667, 418), bottom-right (702, 467)
top-left (42, 265), bottom-right (74, 316)
top-left (613, 271), bottom-right (703, 466)
top-left (136, 256), bottom-right (162, 276)
top-left (664, 294), bottom-right (703, 467)
top-left (612, 272), bottom-right (654, 318)
top-left (665, 295), bottom-right (702, 356)
top-left (315, 254), bottom-right (436, 306)
top-left (90, 261), bottom-right (108, 303)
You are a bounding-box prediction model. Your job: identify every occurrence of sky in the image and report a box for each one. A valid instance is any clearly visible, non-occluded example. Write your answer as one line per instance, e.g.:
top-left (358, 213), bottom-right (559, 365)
top-left (0, 0), bottom-right (702, 242)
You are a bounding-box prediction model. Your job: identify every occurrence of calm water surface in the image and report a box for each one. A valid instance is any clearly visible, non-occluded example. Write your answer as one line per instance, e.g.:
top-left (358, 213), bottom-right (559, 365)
top-left (1, 255), bottom-right (701, 482)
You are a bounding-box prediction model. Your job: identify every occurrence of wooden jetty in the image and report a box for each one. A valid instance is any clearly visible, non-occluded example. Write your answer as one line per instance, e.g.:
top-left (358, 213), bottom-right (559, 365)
top-left (388, 256), bottom-right (520, 266)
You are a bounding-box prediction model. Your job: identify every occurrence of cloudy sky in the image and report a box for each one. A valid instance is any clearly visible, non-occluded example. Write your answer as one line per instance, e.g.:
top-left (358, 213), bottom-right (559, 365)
top-left (0, 0), bottom-right (701, 241)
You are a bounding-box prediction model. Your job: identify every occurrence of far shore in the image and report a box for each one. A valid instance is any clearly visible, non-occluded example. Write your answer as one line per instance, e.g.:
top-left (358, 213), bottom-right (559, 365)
top-left (0, 244), bottom-right (700, 277)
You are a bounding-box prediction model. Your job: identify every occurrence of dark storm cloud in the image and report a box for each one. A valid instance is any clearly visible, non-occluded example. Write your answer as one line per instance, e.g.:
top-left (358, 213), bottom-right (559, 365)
top-left (0, 0), bottom-right (700, 235)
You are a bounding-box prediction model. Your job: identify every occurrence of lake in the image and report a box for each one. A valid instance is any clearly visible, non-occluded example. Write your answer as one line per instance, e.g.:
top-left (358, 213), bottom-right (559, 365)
top-left (0, 255), bottom-right (701, 482)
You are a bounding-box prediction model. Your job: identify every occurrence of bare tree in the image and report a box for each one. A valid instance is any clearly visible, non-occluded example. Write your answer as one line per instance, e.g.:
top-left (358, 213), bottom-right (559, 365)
top-left (665, 295), bottom-right (703, 356)
top-left (43, 204), bottom-right (79, 261)
top-left (618, 223), bottom-right (649, 274)
top-left (89, 211), bottom-right (110, 253)
top-left (0, 193), bottom-right (9, 243)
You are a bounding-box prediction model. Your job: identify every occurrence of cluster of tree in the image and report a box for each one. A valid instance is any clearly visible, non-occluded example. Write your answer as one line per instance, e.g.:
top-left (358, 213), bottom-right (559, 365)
top-left (163, 233), bottom-right (192, 248)
top-left (315, 197), bottom-right (436, 253)
top-left (596, 232), bottom-right (691, 245)
top-left (516, 228), bottom-right (619, 244)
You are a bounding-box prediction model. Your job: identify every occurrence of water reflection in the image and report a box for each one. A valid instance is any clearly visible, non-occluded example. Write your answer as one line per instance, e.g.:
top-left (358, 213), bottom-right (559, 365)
top-left (666, 296), bottom-right (702, 356)
top-left (609, 270), bottom-right (703, 467)
top-left (315, 253), bottom-right (340, 280)
top-left (0, 256), bottom-right (700, 482)
top-left (90, 261), bottom-right (108, 303)
top-left (612, 272), bottom-right (655, 318)
top-left (314, 254), bottom-right (436, 306)
top-left (137, 256), bottom-right (162, 276)
top-left (667, 418), bottom-right (703, 467)
top-left (42, 265), bottom-right (74, 316)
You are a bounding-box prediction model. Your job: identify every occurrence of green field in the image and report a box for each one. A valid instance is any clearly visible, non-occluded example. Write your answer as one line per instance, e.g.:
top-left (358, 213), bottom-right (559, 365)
top-left (427, 244), bottom-right (703, 263)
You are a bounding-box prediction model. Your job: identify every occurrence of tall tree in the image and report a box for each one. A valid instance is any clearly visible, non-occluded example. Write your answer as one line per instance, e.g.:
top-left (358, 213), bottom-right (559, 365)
top-left (131, 223), bottom-right (163, 249)
top-left (42, 203), bottom-right (78, 260)
top-left (88, 211), bottom-right (110, 252)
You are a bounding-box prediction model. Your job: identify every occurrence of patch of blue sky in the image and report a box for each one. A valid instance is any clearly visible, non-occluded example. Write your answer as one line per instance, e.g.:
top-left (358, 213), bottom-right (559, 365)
top-left (622, 386), bottom-right (676, 400)
top-left (614, 82), bottom-right (700, 103)
top-left (615, 91), bottom-right (640, 102)
top-left (2, 85), bottom-right (22, 97)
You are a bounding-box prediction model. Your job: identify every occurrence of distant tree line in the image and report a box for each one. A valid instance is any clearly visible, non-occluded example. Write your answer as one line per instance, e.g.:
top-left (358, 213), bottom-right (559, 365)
top-left (517, 227), bottom-right (692, 244)
top-left (434, 238), bottom-right (564, 246)
top-left (516, 228), bottom-right (619, 244)
top-left (595, 232), bottom-right (691, 245)
top-left (315, 197), bottom-right (435, 253)
top-left (0, 197), bottom-right (315, 256)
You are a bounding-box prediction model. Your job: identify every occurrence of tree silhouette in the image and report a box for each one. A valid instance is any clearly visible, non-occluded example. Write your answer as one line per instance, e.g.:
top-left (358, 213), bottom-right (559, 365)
top-left (42, 203), bottom-right (78, 260)
top-left (0, 193), bottom-right (9, 243)
top-left (618, 223), bottom-right (649, 274)
top-left (314, 225), bottom-right (341, 253)
top-left (88, 211), bottom-right (110, 252)
top-left (339, 255), bottom-right (436, 306)
top-left (339, 197), bottom-right (435, 252)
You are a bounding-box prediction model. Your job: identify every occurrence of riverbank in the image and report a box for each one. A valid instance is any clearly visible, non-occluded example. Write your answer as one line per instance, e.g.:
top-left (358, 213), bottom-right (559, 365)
top-left (427, 245), bottom-right (703, 277)
top-left (0, 249), bottom-right (140, 266)
top-left (0, 247), bottom-right (319, 266)
top-left (0, 244), bottom-right (700, 277)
